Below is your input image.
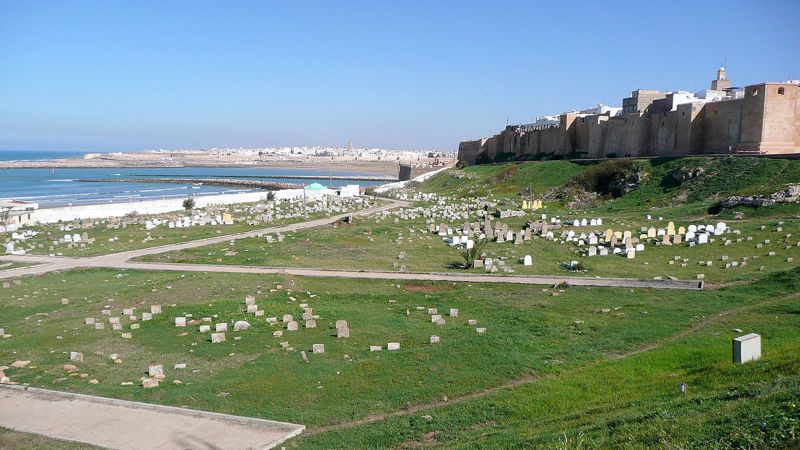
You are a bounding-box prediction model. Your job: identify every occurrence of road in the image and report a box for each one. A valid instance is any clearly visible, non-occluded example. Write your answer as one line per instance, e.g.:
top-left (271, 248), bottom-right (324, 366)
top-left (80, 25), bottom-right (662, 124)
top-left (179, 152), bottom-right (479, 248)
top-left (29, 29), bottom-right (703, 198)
top-left (0, 198), bottom-right (703, 290)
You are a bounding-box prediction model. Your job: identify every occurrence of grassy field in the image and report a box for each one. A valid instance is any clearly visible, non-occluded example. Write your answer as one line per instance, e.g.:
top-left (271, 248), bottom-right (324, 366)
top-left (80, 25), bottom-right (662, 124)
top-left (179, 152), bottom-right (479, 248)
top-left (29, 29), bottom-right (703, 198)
top-left (139, 210), bottom-right (800, 284)
top-left (294, 272), bottom-right (800, 448)
top-left (1, 266), bottom-right (799, 448)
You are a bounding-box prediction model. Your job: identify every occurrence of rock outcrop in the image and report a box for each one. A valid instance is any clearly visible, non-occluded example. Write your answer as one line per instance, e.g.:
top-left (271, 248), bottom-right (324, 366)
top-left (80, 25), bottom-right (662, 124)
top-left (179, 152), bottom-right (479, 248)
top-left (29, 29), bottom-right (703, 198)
top-left (720, 185), bottom-right (800, 208)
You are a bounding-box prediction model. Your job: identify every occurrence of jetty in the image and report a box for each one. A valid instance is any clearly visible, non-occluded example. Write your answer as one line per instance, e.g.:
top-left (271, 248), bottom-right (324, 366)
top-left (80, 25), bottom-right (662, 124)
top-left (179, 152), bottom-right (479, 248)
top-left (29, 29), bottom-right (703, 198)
top-left (128, 173), bottom-right (399, 182)
top-left (77, 178), bottom-right (302, 190)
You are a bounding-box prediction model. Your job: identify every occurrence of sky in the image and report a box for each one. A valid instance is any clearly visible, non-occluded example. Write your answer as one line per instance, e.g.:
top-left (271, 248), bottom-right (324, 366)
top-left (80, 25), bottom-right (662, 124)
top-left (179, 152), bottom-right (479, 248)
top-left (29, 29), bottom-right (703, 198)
top-left (1, 0), bottom-right (798, 153)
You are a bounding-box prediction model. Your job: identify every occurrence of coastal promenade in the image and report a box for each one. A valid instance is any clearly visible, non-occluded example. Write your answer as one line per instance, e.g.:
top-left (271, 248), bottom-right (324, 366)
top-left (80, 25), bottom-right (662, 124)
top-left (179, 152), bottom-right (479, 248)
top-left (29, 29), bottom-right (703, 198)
top-left (0, 198), bottom-right (702, 290)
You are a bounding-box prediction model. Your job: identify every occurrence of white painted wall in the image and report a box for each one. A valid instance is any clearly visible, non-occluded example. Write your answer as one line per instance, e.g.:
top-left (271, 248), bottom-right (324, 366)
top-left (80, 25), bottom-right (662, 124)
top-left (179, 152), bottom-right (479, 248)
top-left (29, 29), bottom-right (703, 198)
top-left (35, 191), bottom-right (273, 224)
top-left (14, 186), bottom-right (362, 226)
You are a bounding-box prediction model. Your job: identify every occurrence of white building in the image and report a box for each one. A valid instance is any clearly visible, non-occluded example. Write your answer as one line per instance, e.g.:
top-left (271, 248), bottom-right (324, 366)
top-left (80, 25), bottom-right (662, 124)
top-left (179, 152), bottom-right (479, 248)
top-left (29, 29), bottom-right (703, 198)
top-left (0, 200), bottom-right (39, 232)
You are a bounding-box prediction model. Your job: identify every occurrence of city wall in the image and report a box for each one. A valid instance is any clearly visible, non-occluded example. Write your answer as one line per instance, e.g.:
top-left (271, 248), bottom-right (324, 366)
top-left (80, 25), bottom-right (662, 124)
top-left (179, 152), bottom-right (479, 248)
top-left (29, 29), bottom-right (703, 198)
top-left (458, 82), bottom-right (800, 164)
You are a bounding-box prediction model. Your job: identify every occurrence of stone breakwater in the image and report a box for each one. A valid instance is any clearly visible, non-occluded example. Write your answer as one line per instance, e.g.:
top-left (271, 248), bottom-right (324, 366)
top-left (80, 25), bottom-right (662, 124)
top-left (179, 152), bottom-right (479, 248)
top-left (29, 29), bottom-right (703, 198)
top-left (78, 178), bottom-right (301, 190)
top-left (721, 184), bottom-right (800, 208)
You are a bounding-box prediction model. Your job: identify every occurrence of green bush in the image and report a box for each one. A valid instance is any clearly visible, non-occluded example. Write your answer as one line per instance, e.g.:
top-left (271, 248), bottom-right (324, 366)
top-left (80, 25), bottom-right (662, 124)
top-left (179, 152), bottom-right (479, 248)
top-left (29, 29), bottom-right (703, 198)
top-left (182, 198), bottom-right (195, 211)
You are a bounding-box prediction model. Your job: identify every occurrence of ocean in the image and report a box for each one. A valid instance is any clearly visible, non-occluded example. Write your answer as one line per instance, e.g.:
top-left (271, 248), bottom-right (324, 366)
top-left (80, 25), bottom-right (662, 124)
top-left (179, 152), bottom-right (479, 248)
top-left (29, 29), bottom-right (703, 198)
top-left (0, 161), bottom-right (384, 207)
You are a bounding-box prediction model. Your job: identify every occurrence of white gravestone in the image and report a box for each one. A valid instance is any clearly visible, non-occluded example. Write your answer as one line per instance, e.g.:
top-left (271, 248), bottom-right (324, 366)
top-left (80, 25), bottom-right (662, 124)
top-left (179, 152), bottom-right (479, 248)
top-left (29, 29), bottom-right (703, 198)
top-left (732, 333), bottom-right (761, 364)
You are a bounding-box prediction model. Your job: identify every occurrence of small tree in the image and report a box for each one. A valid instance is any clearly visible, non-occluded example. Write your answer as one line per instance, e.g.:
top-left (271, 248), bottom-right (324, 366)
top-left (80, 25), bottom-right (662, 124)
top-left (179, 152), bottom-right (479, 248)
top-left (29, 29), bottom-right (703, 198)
top-left (266, 191), bottom-right (276, 202)
top-left (182, 197), bottom-right (195, 211)
top-left (459, 239), bottom-right (487, 269)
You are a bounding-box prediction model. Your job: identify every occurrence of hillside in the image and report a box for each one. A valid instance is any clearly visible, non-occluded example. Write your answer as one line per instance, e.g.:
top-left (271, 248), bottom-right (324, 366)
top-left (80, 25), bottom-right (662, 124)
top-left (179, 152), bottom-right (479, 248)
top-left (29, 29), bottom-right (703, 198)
top-left (425, 157), bottom-right (800, 218)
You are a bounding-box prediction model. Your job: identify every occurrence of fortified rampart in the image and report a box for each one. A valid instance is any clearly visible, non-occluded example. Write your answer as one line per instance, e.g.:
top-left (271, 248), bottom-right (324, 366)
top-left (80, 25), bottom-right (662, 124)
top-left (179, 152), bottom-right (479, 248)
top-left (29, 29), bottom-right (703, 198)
top-left (459, 69), bottom-right (800, 164)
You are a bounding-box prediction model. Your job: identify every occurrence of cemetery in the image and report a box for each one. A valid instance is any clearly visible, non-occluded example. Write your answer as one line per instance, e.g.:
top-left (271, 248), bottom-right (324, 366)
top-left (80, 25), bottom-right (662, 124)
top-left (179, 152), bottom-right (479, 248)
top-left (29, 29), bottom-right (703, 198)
top-left (3, 196), bottom-right (375, 257)
top-left (1, 156), bottom-right (800, 448)
top-left (141, 197), bottom-right (800, 284)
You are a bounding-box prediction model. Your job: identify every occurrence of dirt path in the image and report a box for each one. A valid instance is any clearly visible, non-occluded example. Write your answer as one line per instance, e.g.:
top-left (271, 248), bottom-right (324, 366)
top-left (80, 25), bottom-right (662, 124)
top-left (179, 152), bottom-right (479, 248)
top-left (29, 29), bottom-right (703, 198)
top-left (303, 292), bottom-right (797, 437)
top-left (0, 385), bottom-right (303, 450)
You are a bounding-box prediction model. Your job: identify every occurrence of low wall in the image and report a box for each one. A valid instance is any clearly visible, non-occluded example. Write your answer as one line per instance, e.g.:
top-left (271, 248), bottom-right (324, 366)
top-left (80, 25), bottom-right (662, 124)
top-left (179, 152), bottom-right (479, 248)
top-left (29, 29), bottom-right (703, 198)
top-left (374, 166), bottom-right (449, 193)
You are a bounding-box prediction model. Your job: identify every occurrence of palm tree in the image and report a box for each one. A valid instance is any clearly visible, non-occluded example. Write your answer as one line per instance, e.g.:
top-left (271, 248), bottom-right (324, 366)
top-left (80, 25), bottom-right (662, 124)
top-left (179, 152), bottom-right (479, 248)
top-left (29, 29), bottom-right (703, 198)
top-left (459, 238), bottom-right (487, 269)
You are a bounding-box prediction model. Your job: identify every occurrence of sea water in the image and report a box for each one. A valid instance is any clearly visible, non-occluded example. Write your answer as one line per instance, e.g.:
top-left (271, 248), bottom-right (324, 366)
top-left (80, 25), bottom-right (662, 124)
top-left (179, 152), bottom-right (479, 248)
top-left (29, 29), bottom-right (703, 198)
top-left (0, 164), bottom-right (382, 207)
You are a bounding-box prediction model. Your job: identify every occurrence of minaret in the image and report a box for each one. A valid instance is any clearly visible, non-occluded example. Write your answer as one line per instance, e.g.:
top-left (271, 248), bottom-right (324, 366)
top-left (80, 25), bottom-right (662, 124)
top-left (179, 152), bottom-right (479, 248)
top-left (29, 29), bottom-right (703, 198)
top-left (711, 66), bottom-right (731, 91)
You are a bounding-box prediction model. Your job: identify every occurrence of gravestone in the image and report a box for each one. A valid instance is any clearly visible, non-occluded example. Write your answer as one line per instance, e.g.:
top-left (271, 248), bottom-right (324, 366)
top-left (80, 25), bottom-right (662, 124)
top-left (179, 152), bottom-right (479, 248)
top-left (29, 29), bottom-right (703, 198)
top-left (211, 332), bottom-right (226, 343)
top-left (733, 333), bottom-right (761, 364)
top-left (148, 365), bottom-right (164, 378)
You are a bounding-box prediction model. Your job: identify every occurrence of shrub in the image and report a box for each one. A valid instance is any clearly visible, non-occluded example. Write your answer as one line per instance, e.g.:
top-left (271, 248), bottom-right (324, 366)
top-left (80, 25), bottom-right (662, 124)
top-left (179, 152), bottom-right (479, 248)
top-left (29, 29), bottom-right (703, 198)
top-left (569, 160), bottom-right (643, 197)
top-left (182, 198), bottom-right (195, 211)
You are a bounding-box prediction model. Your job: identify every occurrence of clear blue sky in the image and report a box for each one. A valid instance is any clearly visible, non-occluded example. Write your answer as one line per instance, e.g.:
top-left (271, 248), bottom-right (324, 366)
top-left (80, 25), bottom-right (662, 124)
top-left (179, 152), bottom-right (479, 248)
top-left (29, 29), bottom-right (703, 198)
top-left (1, 0), bottom-right (798, 152)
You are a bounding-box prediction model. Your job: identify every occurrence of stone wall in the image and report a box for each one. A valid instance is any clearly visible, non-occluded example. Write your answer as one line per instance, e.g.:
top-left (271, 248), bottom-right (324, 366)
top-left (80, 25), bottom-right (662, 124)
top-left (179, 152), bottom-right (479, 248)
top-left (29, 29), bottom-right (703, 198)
top-left (457, 82), bottom-right (800, 165)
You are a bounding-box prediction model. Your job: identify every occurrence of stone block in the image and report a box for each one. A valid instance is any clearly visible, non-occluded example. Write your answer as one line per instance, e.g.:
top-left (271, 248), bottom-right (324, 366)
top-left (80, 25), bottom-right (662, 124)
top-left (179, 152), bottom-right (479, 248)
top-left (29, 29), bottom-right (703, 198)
top-left (733, 333), bottom-right (761, 364)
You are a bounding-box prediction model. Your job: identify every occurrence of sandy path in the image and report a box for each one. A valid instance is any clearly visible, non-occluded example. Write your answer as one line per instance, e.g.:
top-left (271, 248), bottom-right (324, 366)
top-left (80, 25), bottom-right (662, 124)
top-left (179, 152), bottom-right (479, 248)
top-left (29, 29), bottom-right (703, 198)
top-left (0, 386), bottom-right (303, 450)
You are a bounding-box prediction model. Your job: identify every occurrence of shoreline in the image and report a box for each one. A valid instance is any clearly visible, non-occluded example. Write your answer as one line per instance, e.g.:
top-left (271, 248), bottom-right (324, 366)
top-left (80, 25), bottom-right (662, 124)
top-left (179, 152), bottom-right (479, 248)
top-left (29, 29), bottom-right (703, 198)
top-left (0, 158), bottom-right (408, 174)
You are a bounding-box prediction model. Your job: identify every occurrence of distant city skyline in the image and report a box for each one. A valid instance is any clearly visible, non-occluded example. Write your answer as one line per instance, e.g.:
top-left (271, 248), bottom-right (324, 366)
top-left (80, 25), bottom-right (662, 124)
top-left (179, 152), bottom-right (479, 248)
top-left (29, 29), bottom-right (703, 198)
top-left (1, 0), bottom-right (798, 153)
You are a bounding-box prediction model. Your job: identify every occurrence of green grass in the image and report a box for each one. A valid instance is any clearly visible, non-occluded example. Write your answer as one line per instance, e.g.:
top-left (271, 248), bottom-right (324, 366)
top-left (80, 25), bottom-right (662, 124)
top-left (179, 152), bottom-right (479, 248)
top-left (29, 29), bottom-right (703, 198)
top-left (427, 157), bottom-right (800, 217)
top-left (421, 161), bottom-right (585, 199)
top-left (0, 427), bottom-right (101, 449)
top-left (3, 267), bottom-right (798, 433)
top-left (0, 262), bottom-right (36, 271)
top-left (291, 268), bottom-right (800, 448)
